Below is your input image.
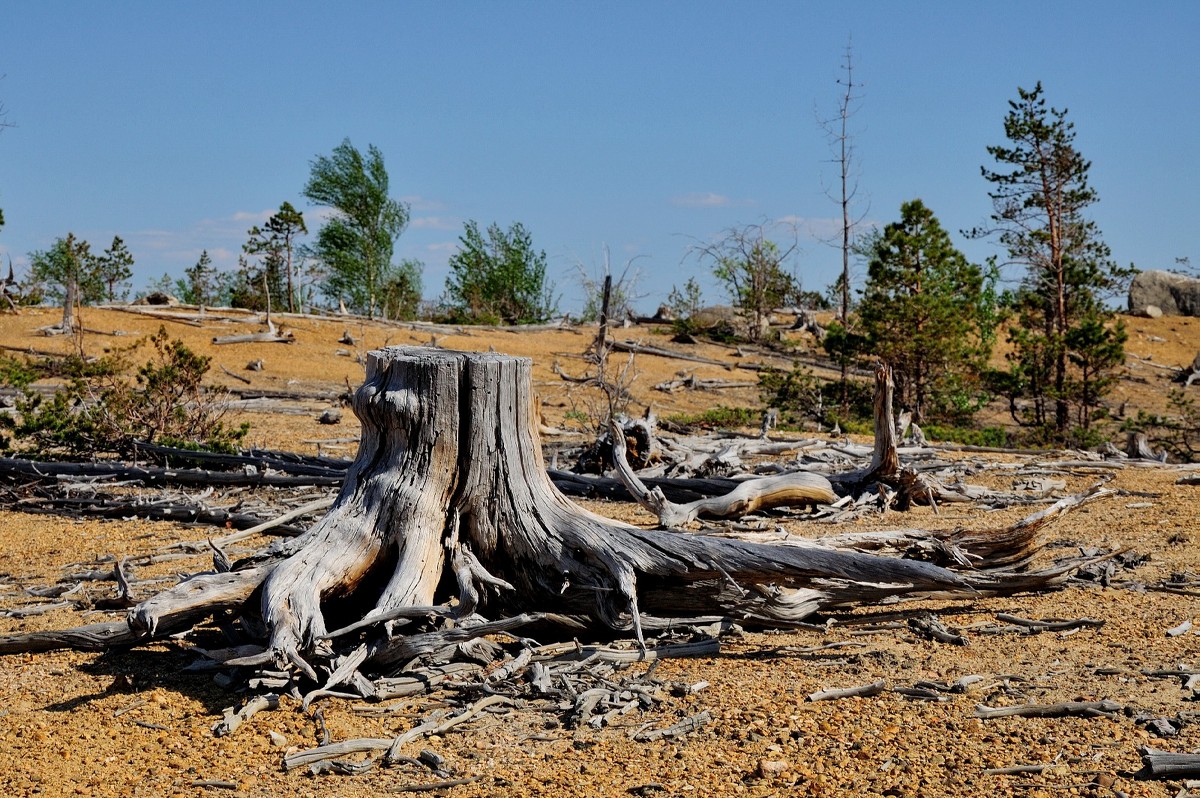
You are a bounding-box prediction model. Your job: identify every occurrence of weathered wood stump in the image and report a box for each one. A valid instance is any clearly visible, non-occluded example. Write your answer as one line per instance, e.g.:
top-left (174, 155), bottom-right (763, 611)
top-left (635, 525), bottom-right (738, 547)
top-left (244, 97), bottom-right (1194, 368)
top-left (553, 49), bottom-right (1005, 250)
top-left (132, 348), bottom-right (970, 672)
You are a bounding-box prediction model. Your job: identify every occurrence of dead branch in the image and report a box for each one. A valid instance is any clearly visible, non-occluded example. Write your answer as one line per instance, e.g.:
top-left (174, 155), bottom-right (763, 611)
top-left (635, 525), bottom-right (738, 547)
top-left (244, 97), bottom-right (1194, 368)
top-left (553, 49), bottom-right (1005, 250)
top-left (807, 679), bottom-right (887, 702)
top-left (219, 364), bottom-right (253, 385)
top-left (609, 418), bottom-right (836, 527)
top-left (974, 700), bottom-right (1123, 719)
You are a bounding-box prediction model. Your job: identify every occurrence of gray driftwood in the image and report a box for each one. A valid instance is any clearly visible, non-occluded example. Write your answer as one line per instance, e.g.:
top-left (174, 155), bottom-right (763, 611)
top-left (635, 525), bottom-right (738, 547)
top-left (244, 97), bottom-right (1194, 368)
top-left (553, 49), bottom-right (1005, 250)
top-left (610, 418), bottom-right (836, 527)
top-left (974, 699), bottom-right (1123, 719)
top-left (1137, 747), bottom-right (1200, 779)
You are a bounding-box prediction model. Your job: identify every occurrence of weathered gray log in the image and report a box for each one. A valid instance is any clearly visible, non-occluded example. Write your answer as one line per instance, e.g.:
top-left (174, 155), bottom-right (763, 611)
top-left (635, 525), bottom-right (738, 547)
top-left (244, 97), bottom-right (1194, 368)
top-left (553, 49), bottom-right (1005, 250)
top-left (219, 363), bottom-right (253, 384)
top-left (0, 565), bottom-right (271, 653)
top-left (974, 699), bottom-right (1123, 719)
top-left (609, 419), bottom-right (836, 527)
top-left (608, 340), bottom-right (740, 370)
top-left (2, 492), bottom-right (312, 537)
top-left (1137, 747), bottom-right (1200, 779)
top-left (212, 329), bottom-right (294, 344)
top-left (807, 679), bottom-right (887, 702)
top-left (0, 456), bottom-right (342, 488)
top-left (632, 710), bottom-right (712, 741)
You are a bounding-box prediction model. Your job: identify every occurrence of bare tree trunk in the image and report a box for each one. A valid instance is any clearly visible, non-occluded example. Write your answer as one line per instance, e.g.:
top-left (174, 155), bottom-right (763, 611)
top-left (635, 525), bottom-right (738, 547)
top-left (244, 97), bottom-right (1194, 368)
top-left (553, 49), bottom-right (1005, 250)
top-left (61, 276), bottom-right (79, 334)
top-left (870, 361), bottom-right (900, 477)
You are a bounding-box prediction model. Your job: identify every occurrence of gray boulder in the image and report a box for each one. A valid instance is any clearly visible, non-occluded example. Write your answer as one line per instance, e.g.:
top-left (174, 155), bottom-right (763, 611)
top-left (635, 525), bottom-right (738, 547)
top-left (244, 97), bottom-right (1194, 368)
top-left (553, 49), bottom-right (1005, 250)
top-left (1129, 270), bottom-right (1200, 316)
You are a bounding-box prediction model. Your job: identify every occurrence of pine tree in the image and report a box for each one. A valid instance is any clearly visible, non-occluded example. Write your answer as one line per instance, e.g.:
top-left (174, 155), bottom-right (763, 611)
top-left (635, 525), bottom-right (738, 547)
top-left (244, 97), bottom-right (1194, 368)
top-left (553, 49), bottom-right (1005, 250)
top-left (97, 236), bottom-right (134, 302)
top-left (972, 83), bottom-right (1133, 441)
top-left (176, 250), bottom-right (218, 306)
top-left (859, 200), bottom-right (995, 423)
top-left (29, 233), bottom-right (104, 305)
top-left (258, 202), bottom-right (306, 312)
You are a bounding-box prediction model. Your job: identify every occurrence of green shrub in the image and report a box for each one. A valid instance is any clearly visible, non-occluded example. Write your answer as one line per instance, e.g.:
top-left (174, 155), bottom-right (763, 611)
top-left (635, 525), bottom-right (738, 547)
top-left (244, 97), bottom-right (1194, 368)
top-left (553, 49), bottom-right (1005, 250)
top-left (759, 365), bottom-right (876, 430)
top-left (670, 315), bottom-right (740, 344)
top-left (0, 355), bottom-right (39, 390)
top-left (1, 326), bottom-right (248, 457)
top-left (921, 424), bottom-right (1010, 448)
top-left (665, 405), bottom-right (759, 430)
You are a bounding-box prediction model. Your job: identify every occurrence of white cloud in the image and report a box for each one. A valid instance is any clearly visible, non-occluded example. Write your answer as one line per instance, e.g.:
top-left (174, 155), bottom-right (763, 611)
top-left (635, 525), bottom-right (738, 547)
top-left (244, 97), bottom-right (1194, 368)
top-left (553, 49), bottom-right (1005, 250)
top-left (399, 195), bottom-right (445, 212)
top-left (122, 210), bottom-right (274, 277)
top-left (671, 192), bottom-right (733, 208)
top-left (425, 241), bottom-right (459, 255)
top-left (231, 209), bottom-right (274, 224)
top-left (410, 216), bottom-right (459, 231)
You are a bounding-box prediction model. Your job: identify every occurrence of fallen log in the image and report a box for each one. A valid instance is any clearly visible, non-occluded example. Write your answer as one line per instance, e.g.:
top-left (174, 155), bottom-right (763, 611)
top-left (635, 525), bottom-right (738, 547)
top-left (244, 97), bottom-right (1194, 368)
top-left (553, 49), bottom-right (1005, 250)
top-left (975, 699), bottom-right (1123, 719)
top-left (3, 492), bottom-right (311, 536)
top-left (212, 331), bottom-right (295, 344)
top-left (807, 679), bottom-right (887, 702)
top-left (609, 418), bottom-right (836, 527)
top-left (219, 364), bottom-right (253, 384)
top-left (608, 339), bottom-right (740, 370)
top-left (0, 456), bottom-right (343, 488)
top-left (1137, 747), bottom-right (1200, 779)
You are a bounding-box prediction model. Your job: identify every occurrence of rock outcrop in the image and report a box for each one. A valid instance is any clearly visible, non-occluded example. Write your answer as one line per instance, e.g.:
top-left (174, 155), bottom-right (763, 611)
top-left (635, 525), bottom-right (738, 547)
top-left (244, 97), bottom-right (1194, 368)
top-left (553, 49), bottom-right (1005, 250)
top-left (1129, 270), bottom-right (1200, 317)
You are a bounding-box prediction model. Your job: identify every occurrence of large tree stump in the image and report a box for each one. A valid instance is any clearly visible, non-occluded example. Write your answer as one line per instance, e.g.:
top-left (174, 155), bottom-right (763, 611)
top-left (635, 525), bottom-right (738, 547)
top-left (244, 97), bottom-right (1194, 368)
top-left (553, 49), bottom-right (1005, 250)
top-left (128, 348), bottom-right (976, 672)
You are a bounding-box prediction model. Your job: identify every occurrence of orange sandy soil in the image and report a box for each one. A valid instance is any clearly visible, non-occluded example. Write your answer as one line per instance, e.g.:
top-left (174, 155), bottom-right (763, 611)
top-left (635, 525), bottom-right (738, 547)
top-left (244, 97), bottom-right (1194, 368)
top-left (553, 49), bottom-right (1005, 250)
top-left (0, 306), bottom-right (1199, 797)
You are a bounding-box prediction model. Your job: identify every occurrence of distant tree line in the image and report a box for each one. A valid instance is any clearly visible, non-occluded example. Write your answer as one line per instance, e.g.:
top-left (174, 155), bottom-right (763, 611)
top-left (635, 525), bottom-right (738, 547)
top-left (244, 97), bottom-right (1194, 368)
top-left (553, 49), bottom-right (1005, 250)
top-left (9, 82), bottom-right (1135, 447)
top-left (699, 82), bottom-right (1133, 447)
top-left (18, 138), bottom-right (558, 327)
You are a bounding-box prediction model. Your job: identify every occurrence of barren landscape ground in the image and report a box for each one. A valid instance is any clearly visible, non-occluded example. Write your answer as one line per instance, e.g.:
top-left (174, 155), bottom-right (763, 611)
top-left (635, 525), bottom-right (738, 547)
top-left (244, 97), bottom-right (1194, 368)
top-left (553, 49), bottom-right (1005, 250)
top-left (1, 306), bottom-right (1199, 797)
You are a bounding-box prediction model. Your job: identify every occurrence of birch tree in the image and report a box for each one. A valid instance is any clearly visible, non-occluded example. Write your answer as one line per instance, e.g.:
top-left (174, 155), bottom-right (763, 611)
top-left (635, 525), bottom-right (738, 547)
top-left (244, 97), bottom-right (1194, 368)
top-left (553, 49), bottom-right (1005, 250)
top-left (303, 139), bottom-right (409, 317)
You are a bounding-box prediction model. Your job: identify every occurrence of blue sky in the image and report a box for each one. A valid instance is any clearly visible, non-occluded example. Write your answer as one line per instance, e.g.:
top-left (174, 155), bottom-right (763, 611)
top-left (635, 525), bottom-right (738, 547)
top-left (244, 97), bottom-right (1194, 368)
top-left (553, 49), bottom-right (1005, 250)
top-left (1, 2), bottom-right (1197, 313)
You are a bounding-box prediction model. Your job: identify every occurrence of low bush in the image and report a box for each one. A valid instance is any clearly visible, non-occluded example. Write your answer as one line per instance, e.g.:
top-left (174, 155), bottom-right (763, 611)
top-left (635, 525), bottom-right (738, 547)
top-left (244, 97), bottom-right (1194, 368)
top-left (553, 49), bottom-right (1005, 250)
top-left (921, 424), bottom-right (1010, 448)
top-left (665, 405), bottom-right (759, 430)
top-left (1, 326), bottom-right (248, 458)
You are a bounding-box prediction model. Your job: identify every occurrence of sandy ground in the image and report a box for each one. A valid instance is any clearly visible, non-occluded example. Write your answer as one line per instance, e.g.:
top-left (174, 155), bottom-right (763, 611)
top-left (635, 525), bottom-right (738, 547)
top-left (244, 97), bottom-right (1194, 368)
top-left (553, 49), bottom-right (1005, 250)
top-left (0, 306), bottom-right (1199, 797)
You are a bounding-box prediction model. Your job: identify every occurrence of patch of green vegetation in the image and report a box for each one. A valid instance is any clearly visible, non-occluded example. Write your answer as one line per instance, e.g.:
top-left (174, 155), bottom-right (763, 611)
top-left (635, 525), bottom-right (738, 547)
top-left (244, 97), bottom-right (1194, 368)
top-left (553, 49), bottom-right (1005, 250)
top-left (921, 424), bottom-right (1010, 448)
top-left (758, 365), bottom-right (876, 431)
top-left (0, 354), bottom-right (39, 390)
top-left (1, 326), bottom-right (248, 458)
top-left (670, 315), bottom-right (740, 344)
top-left (830, 418), bottom-right (874, 436)
top-left (665, 405), bottom-right (759, 430)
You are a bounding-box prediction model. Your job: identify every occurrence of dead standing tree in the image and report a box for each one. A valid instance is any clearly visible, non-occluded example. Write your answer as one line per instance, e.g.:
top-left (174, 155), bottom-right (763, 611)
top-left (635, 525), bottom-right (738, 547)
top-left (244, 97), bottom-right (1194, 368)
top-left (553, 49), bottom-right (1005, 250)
top-left (2, 348), bottom-right (1092, 686)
